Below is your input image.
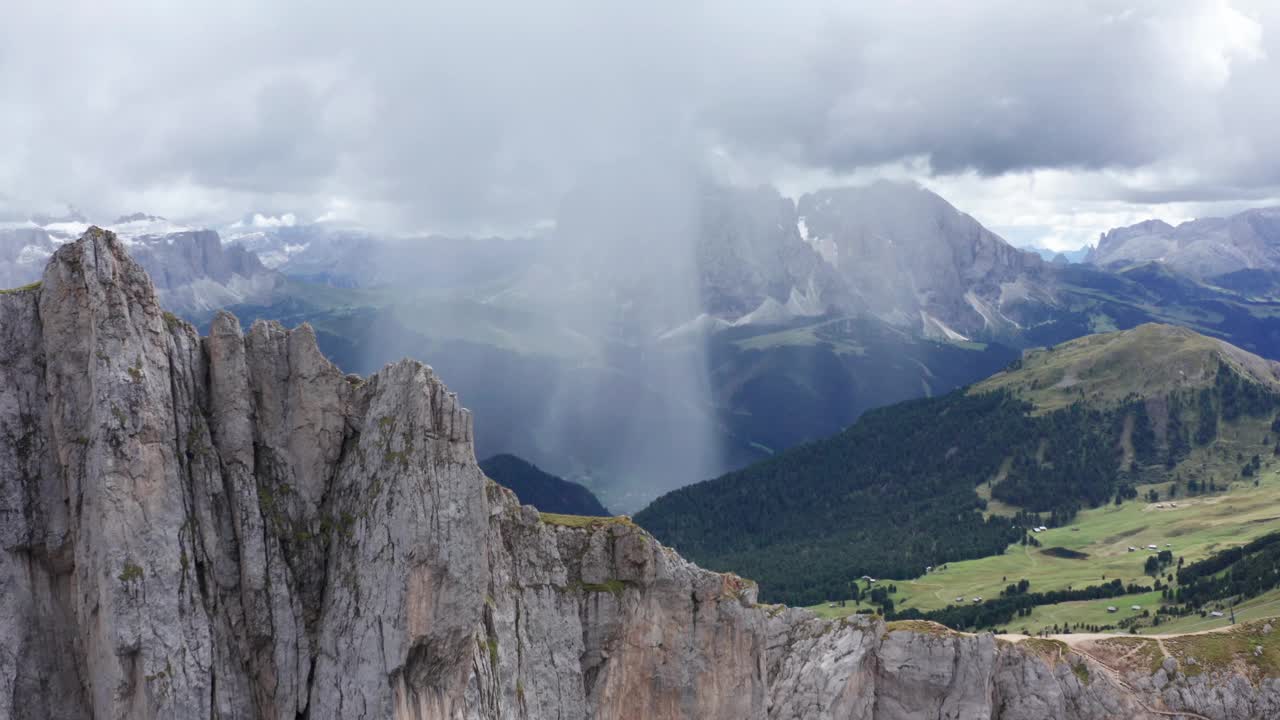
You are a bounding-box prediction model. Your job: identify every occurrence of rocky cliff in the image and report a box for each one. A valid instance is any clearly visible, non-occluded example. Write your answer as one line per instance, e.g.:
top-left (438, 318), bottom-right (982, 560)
top-left (1, 228), bottom-right (1276, 719)
top-left (1087, 207), bottom-right (1280, 280)
top-left (796, 181), bottom-right (1052, 340)
top-left (0, 223), bottom-right (278, 316)
top-left (127, 229), bottom-right (278, 314)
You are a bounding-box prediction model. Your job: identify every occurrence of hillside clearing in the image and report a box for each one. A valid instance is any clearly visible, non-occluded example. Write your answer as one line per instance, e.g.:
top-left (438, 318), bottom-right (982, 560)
top-left (808, 450), bottom-right (1280, 634)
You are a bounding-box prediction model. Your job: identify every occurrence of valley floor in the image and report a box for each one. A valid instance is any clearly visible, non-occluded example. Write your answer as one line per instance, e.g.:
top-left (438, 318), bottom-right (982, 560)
top-left (807, 437), bottom-right (1280, 635)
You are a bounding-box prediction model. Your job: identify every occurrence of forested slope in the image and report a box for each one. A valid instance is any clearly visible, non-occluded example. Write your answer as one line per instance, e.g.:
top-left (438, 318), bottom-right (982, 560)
top-left (480, 453), bottom-right (610, 516)
top-left (637, 324), bottom-right (1280, 605)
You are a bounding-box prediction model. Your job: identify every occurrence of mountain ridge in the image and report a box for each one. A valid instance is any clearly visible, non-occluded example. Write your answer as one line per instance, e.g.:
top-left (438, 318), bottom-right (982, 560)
top-left (974, 322), bottom-right (1280, 412)
top-left (17, 189), bottom-right (1280, 511)
top-left (1088, 206), bottom-right (1280, 279)
top-left (796, 181), bottom-right (1049, 338)
top-left (1, 227), bottom-right (1275, 718)
top-left (0, 220), bottom-right (279, 313)
top-left (479, 453), bottom-right (610, 516)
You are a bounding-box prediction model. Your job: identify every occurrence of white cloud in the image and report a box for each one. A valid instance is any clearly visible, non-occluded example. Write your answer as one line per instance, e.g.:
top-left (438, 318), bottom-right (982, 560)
top-left (1, 0), bottom-right (1278, 242)
top-left (250, 212), bottom-right (297, 228)
top-left (1146, 0), bottom-right (1264, 89)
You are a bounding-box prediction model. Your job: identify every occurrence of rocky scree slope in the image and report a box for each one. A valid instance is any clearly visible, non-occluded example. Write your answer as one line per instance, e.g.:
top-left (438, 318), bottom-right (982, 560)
top-left (0, 228), bottom-right (1275, 719)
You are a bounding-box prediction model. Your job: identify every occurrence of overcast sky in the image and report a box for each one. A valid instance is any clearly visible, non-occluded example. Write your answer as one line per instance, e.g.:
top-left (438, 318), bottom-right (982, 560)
top-left (3, 0), bottom-right (1278, 249)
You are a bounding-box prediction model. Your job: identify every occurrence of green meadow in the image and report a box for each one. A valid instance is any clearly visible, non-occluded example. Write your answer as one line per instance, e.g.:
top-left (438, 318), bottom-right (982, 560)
top-left (807, 419), bottom-right (1280, 633)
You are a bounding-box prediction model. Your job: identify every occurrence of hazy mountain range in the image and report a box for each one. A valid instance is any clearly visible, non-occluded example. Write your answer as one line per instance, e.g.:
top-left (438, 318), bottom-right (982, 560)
top-left (0, 213), bottom-right (278, 313)
top-left (1088, 207), bottom-right (1280, 280)
top-left (8, 183), bottom-right (1280, 509)
top-left (6, 226), bottom-right (1267, 720)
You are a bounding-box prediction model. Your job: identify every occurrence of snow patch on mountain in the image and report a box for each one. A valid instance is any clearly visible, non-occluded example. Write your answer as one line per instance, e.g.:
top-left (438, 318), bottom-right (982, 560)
top-left (226, 229), bottom-right (312, 268)
top-left (229, 212), bottom-right (299, 229)
top-left (107, 214), bottom-right (193, 243)
top-left (797, 216), bottom-right (839, 267)
top-left (40, 220), bottom-right (91, 240)
top-left (15, 243), bottom-right (54, 264)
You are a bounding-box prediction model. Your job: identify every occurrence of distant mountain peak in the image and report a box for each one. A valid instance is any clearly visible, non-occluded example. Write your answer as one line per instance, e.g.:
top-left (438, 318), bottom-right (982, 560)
top-left (795, 181), bottom-right (1047, 339)
top-left (1089, 206), bottom-right (1280, 278)
top-left (113, 212), bottom-right (167, 224)
top-left (1020, 245), bottom-right (1090, 264)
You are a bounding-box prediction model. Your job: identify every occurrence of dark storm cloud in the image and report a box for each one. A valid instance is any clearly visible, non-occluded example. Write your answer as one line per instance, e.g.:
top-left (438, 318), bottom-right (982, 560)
top-left (0, 0), bottom-right (1276, 228)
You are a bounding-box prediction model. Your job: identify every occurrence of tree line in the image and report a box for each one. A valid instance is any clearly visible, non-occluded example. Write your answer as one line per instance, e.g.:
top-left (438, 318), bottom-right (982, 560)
top-left (635, 358), bottom-right (1280, 606)
top-left (1174, 531), bottom-right (1280, 609)
top-left (888, 578), bottom-right (1152, 631)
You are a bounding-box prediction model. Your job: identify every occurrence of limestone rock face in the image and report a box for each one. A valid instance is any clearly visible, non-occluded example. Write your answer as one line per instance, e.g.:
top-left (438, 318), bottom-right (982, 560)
top-left (127, 230), bottom-right (278, 314)
top-left (1, 228), bottom-right (1276, 720)
top-left (1087, 207), bottom-right (1280, 279)
top-left (0, 225), bottom-right (278, 315)
top-left (796, 181), bottom-right (1052, 339)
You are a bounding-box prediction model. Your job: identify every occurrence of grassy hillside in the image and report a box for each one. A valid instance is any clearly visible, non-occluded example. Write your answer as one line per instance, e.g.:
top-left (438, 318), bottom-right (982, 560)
top-left (635, 390), bottom-right (1033, 605)
top-left (808, 412), bottom-right (1280, 634)
top-left (829, 456), bottom-right (1280, 630)
top-left (638, 324), bottom-right (1280, 607)
top-left (973, 323), bottom-right (1280, 413)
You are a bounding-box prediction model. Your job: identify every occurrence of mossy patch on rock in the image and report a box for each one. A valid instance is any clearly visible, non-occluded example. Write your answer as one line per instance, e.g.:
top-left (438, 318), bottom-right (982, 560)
top-left (1022, 638), bottom-right (1070, 664)
top-left (162, 311), bottom-right (186, 331)
top-left (539, 512), bottom-right (636, 530)
top-left (1071, 659), bottom-right (1090, 684)
top-left (884, 620), bottom-right (964, 638)
top-left (0, 281), bottom-right (41, 294)
top-left (118, 561), bottom-right (144, 583)
top-left (573, 579), bottom-right (633, 598)
top-left (1165, 621), bottom-right (1280, 680)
